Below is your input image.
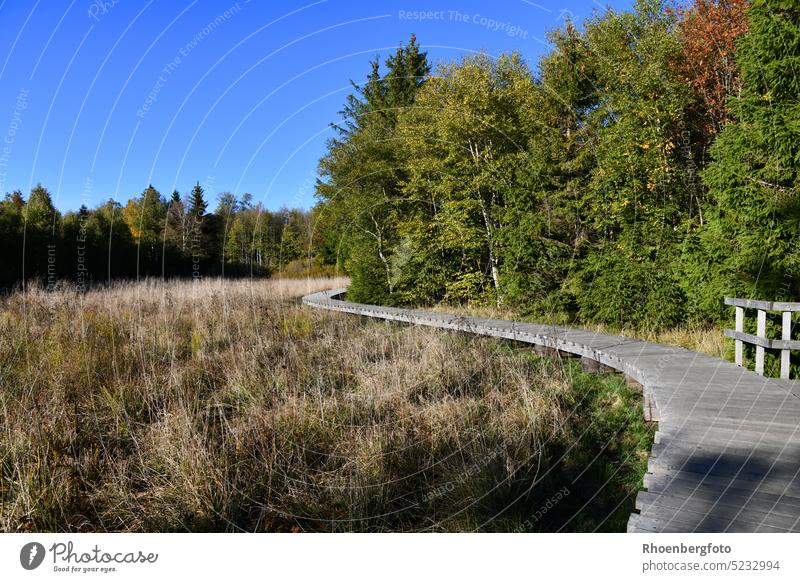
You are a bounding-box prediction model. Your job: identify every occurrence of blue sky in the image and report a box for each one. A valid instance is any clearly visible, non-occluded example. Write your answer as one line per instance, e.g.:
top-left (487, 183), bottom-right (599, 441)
top-left (0, 0), bottom-right (631, 212)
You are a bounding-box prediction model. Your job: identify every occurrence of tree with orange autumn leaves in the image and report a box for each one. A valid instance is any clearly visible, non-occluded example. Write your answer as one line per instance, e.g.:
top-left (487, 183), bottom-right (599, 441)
top-left (677, 0), bottom-right (750, 149)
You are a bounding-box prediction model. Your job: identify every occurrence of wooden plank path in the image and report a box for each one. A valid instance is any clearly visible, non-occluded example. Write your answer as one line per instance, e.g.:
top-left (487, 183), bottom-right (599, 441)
top-left (303, 288), bottom-right (800, 532)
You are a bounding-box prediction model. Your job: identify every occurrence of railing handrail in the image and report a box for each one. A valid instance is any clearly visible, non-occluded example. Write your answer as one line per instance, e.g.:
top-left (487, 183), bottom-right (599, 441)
top-left (724, 297), bottom-right (800, 311)
top-left (725, 296), bottom-right (796, 379)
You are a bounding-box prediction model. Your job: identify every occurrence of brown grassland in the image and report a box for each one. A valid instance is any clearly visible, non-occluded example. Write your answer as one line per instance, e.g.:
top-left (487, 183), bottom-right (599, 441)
top-left (0, 277), bottom-right (652, 532)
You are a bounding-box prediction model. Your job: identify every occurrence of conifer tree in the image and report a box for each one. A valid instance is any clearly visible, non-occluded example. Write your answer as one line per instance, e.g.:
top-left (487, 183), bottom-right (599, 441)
top-left (188, 182), bottom-right (208, 217)
top-left (688, 0), bottom-right (800, 316)
top-left (316, 35), bottom-right (430, 303)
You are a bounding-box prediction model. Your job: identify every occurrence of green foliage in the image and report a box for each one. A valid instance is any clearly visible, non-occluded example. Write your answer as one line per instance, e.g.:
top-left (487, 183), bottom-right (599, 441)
top-left (575, 250), bottom-right (686, 330)
top-left (550, 357), bottom-right (655, 532)
top-left (0, 183), bottom-right (314, 287)
top-left (316, 35), bottom-right (430, 304)
top-left (5, 0), bottom-right (796, 332)
top-left (314, 1), bottom-right (793, 331)
top-left (396, 52), bottom-right (536, 305)
top-left (583, 2), bottom-right (693, 251)
top-left (686, 0), bottom-right (800, 319)
top-left (188, 181), bottom-right (208, 217)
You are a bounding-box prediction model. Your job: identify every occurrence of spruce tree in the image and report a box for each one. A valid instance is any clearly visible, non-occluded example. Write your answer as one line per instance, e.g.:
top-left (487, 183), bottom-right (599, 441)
top-left (316, 35), bottom-right (430, 303)
top-left (188, 182), bottom-right (207, 217)
top-left (689, 0), bottom-right (800, 316)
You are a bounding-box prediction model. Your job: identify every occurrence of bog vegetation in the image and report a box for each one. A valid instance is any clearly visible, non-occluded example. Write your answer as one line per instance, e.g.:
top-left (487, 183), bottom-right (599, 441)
top-left (0, 0), bottom-right (796, 531)
top-left (0, 278), bottom-right (651, 532)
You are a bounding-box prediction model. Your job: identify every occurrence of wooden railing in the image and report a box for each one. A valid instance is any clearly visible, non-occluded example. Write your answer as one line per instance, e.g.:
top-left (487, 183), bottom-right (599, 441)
top-left (724, 297), bottom-right (800, 379)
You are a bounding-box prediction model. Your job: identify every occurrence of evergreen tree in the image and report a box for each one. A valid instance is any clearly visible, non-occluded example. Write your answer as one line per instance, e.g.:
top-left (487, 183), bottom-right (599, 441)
top-left (0, 181), bottom-right (306, 287)
top-left (316, 34), bottom-right (429, 303)
top-left (502, 22), bottom-right (598, 312)
top-left (688, 0), bottom-right (800, 317)
top-left (188, 182), bottom-right (208, 217)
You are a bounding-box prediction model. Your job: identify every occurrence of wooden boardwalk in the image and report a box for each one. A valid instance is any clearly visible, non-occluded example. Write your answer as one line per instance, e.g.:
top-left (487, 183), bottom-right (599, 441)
top-left (303, 288), bottom-right (800, 532)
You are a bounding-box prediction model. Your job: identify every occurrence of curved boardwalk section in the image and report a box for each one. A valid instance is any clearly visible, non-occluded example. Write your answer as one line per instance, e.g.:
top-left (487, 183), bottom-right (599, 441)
top-left (303, 289), bottom-right (800, 532)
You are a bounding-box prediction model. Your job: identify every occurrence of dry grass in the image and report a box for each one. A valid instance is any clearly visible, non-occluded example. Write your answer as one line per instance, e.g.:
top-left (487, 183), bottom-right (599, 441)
top-left (427, 304), bottom-right (726, 359)
top-left (1, 276), bottom-right (621, 532)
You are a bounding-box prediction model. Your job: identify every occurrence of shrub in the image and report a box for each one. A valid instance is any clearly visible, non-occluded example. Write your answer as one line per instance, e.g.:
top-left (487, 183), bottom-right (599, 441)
top-left (575, 251), bottom-right (686, 331)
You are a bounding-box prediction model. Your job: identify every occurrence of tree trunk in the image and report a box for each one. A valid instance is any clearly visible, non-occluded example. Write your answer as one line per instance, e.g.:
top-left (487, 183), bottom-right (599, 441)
top-left (479, 193), bottom-right (501, 305)
top-left (368, 214), bottom-right (393, 294)
top-left (469, 141), bottom-right (501, 305)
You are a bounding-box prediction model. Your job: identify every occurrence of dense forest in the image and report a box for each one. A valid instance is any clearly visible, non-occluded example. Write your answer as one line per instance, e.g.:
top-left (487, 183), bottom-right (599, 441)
top-left (0, 180), bottom-right (319, 289)
top-left (2, 0), bottom-right (797, 332)
top-left (314, 0), bottom-right (800, 329)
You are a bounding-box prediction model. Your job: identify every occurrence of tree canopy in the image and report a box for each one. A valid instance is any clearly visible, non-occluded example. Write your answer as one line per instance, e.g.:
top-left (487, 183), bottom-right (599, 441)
top-left (313, 1), bottom-right (794, 330)
top-left (0, 185), bottom-right (315, 289)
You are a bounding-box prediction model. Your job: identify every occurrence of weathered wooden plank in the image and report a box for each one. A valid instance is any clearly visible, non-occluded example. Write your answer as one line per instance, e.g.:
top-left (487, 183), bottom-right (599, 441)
top-left (304, 288), bottom-right (800, 533)
top-left (636, 491), bottom-right (800, 530)
top-left (724, 328), bottom-right (800, 350)
top-left (724, 297), bottom-right (800, 312)
top-left (632, 510), bottom-right (791, 533)
top-left (642, 475), bottom-right (800, 515)
top-left (644, 459), bottom-right (800, 491)
top-left (649, 442), bottom-right (793, 464)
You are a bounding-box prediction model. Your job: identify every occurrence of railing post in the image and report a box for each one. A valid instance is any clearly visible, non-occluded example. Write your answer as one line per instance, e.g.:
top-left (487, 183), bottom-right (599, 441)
top-left (781, 311), bottom-right (791, 380)
top-left (755, 309), bottom-right (766, 376)
top-left (735, 306), bottom-right (744, 367)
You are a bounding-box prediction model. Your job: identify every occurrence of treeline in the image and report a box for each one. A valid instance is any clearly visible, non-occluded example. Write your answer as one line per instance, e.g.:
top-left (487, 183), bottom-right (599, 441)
top-left (315, 0), bottom-right (800, 329)
top-left (0, 182), bottom-right (318, 289)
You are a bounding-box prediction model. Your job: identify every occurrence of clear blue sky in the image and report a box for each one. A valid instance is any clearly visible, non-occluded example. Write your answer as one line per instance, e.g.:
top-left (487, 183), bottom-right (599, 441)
top-left (0, 0), bottom-right (631, 213)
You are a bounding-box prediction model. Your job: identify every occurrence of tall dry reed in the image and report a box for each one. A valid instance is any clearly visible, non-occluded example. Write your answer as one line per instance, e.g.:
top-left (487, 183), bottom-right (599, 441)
top-left (1, 277), bottom-right (583, 532)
